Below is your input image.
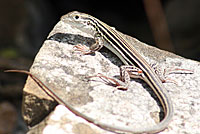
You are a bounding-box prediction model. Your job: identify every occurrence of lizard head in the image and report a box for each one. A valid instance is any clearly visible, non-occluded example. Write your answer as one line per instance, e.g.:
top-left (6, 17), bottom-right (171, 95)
top-left (61, 11), bottom-right (99, 35)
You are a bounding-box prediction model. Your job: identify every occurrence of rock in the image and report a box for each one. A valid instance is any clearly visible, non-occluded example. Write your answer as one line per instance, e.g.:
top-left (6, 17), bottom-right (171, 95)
top-left (0, 101), bottom-right (17, 134)
top-left (22, 75), bottom-right (58, 127)
top-left (24, 12), bottom-right (200, 134)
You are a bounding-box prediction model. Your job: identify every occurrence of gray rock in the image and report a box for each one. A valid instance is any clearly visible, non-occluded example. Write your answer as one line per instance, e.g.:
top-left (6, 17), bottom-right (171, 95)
top-left (25, 13), bottom-right (200, 134)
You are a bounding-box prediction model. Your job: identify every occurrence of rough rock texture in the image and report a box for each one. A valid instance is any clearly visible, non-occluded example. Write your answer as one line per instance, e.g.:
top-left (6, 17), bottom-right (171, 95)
top-left (24, 14), bottom-right (200, 134)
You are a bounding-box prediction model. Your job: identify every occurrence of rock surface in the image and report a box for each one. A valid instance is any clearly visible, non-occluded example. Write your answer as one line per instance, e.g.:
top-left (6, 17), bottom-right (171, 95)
top-left (24, 13), bottom-right (200, 134)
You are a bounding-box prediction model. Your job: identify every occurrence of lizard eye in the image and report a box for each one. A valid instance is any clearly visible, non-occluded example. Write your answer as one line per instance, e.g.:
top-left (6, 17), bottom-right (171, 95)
top-left (74, 15), bottom-right (79, 20)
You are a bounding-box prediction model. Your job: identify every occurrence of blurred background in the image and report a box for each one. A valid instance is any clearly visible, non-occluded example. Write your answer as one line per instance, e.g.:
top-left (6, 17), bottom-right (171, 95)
top-left (1, 0), bottom-right (200, 133)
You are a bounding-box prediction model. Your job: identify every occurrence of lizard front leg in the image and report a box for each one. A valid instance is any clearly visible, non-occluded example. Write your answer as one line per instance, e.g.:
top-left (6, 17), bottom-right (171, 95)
top-left (74, 33), bottom-right (104, 54)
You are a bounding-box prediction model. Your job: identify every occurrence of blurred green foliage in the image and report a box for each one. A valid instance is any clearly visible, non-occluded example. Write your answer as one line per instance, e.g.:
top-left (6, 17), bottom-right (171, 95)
top-left (0, 48), bottom-right (19, 59)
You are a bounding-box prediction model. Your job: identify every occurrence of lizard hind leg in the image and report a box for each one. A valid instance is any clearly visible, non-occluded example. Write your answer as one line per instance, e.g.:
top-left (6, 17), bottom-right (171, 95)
top-left (150, 63), bottom-right (194, 84)
top-left (88, 66), bottom-right (145, 91)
